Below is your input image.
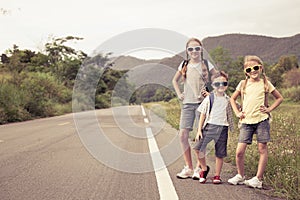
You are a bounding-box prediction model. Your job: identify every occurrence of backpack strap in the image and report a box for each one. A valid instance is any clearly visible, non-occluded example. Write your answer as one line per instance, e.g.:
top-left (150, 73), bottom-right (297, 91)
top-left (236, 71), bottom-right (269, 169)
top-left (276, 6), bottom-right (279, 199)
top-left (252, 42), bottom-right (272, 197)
top-left (209, 92), bottom-right (214, 114)
top-left (240, 80), bottom-right (246, 111)
top-left (203, 59), bottom-right (213, 92)
top-left (180, 59), bottom-right (189, 76)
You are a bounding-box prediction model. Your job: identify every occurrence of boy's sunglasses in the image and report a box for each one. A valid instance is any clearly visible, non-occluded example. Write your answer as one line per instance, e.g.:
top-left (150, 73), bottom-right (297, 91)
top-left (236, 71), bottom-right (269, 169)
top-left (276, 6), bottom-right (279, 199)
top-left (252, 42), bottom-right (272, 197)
top-left (212, 82), bottom-right (228, 87)
top-left (187, 46), bottom-right (202, 52)
top-left (244, 65), bottom-right (261, 73)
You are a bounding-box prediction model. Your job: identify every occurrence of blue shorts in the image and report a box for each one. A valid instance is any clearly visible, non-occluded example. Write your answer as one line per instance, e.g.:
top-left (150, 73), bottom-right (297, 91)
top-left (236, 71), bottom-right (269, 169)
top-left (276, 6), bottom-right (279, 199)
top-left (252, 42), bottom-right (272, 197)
top-left (239, 119), bottom-right (270, 144)
top-left (179, 103), bottom-right (200, 131)
top-left (193, 124), bottom-right (228, 158)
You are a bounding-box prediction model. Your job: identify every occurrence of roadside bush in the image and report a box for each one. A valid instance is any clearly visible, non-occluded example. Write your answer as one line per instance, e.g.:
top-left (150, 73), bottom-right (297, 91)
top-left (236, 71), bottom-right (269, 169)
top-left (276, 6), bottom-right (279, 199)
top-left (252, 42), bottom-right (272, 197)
top-left (95, 91), bottom-right (111, 109)
top-left (281, 86), bottom-right (300, 102)
top-left (20, 72), bottom-right (72, 117)
top-left (0, 81), bottom-right (31, 123)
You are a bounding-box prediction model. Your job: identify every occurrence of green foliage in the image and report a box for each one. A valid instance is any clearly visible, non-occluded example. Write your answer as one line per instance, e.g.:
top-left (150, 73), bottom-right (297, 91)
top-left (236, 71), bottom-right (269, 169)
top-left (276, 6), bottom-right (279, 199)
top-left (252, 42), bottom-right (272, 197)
top-left (20, 72), bottom-right (71, 117)
top-left (209, 47), bottom-right (245, 94)
top-left (283, 68), bottom-right (300, 87)
top-left (131, 84), bottom-right (176, 104)
top-left (0, 80), bottom-right (31, 124)
top-left (143, 98), bottom-right (181, 129)
top-left (95, 91), bottom-right (112, 109)
top-left (1, 41), bottom-right (299, 125)
top-left (281, 86), bottom-right (300, 102)
top-left (268, 55), bottom-right (299, 88)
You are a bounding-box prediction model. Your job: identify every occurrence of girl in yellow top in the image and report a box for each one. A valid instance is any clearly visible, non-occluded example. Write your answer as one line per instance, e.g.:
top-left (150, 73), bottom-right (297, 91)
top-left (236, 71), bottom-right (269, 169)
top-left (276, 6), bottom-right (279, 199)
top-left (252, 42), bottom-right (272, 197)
top-left (228, 55), bottom-right (283, 188)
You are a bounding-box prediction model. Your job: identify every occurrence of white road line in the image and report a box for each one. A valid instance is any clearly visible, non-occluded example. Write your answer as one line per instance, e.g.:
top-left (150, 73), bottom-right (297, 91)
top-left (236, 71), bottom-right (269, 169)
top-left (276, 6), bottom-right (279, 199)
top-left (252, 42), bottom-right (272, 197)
top-left (58, 122), bottom-right (70, 126)
top-left (145, 121), bottom-right (178, 199)
top-left (141, 106), bottom-right (177, 198)
top-left (144, 118), bottom-right (149, 123)
top-left (141, 105), bottom-right (147, 117)
top-left (141, 105), bottom-right (149, 123)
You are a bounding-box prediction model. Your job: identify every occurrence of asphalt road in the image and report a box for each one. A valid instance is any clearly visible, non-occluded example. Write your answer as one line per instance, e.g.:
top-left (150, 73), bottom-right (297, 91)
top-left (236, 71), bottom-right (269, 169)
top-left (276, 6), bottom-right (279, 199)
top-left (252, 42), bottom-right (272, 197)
top-left (0, 105), bottom-right (282, 200)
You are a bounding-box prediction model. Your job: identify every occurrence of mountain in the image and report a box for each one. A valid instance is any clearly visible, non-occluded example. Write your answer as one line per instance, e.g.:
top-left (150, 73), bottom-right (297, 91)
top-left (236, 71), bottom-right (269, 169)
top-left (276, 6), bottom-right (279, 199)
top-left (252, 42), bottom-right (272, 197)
top-left (202, 33), bottom-right (300, 64)
top-left (111, 33), bottom-right (300, 70)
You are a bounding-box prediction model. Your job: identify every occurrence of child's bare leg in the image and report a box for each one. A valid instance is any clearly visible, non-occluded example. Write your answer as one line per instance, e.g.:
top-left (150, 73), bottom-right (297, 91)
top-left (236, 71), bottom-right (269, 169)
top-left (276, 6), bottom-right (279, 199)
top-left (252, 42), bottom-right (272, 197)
top-left (198, 151), bottom-right (207, 171)
top-left (194, 150), bottom-right (201, 168)
top-left (256, 143), bottom-right (268, 180)
top-left (215, 157), bottom-right (223, 176)
top-left (179, 129), bottom-right (193, 169)
top-left (236, 143), bottom-right (247, 176)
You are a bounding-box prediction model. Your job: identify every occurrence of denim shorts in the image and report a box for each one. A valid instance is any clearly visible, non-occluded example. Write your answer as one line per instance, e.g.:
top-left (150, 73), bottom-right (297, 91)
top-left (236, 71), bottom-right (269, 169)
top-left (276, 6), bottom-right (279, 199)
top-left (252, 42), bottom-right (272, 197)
top-left (179, 103), bottom-right (200, 131)
top-left (239, 119), bottom-right (270, 144)
top-left (193, 124), bottom-right (228, 158)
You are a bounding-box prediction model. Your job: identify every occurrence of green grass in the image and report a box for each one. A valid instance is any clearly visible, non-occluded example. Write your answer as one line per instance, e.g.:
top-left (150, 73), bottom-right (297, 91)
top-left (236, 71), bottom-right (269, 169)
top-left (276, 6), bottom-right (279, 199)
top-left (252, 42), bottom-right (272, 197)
top-left (143, 100), bottom-right (299, 200)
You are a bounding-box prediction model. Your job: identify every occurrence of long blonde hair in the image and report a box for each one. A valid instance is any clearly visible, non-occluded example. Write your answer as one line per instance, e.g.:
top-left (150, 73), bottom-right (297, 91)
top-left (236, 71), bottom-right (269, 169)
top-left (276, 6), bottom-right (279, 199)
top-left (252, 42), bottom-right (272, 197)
top-left (181, 38), bottom-right (204, 81)
top-left (241, 55), bottom-right (269, 95)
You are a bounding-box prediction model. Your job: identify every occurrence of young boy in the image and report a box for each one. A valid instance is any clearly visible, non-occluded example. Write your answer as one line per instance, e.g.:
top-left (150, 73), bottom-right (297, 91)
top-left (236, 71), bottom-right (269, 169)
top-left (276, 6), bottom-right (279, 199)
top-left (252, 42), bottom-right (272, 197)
top-left (194, 71), bottom-right (234, 184)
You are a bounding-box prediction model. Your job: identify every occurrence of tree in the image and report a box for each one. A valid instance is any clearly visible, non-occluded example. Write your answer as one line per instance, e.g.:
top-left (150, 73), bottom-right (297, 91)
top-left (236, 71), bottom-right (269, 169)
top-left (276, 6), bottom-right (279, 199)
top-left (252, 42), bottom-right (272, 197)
top-left (45, 36), bottom-right (87, 84)
top-left (269, 55), bottom-right (298, 87)
top-left (209, 46), bottom-right (233, 71)
top-left (283, 68), bottom-right (300, 87)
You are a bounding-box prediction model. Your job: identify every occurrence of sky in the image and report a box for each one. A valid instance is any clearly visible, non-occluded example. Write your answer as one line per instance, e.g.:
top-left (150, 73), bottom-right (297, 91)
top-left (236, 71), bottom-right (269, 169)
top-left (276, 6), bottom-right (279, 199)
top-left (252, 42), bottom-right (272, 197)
top-left (1, 0), bottom-right (300, 59)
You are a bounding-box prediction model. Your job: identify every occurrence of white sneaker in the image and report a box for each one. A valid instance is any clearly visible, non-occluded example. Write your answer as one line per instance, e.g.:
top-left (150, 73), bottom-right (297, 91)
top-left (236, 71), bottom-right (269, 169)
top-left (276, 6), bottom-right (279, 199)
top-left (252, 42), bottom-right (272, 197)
top-left (245, 176), bottom-right (262, 189)
top-left (176, 166), bottom-right (193, 179)
top-left (228, 174), bottom-right (245, 185)
top-left (192, 167), bottom-right (201, 180)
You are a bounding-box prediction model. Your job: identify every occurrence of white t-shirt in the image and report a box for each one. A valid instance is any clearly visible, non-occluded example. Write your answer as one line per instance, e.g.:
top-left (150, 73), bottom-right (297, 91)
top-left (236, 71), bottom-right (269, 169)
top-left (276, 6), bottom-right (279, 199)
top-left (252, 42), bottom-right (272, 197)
top-left (197, 93), bottom-right (229, 128)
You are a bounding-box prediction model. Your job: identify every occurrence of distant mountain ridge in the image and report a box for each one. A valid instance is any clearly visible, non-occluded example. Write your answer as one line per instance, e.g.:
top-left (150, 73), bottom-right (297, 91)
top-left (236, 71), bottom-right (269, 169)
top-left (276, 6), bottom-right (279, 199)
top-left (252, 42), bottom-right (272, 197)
top-left (202, 33), bottom-right (300, 64)
top-left (111, 33), bottom-right (300, 70)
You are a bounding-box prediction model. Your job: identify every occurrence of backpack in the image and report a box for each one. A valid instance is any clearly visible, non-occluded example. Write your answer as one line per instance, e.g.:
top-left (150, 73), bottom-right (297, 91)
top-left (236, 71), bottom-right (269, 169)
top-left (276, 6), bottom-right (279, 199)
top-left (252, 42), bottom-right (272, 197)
top-left (208, 92), bottom-right (214, 114)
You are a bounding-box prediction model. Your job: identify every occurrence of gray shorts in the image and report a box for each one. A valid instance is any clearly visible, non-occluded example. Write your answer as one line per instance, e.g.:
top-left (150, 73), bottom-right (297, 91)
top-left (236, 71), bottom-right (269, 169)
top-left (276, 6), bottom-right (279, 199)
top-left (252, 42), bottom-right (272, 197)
top-left (179, 103), bottom-right (200, 131)
top-left (193, 124), bottom-right (228, 158)
top-left (239, 119), bottom-right (270, 144)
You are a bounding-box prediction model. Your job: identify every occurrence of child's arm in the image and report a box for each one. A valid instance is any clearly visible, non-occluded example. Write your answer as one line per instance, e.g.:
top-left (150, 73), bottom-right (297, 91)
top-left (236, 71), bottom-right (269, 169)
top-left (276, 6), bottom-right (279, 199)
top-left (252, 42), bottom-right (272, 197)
top-left (172, 71), bottom-right (184, 100)
top-left (260, 89), bottom-right (283, 114)
top-left (230, 90), bottom-right (245, 120)
top-left (195, 113), bottom-right (206, 141)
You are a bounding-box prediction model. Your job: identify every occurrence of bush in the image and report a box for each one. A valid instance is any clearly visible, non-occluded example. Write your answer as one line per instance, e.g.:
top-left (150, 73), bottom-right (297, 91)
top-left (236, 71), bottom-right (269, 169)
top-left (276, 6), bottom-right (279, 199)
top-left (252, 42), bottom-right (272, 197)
top-left (95, 91), bottom-right (112, 109)
top-left (20, 72), bottom-right (72, 117)
top-left (281, 86), bottom-right (300, 102)
top-left (0, 82), bottom-right (31, 123)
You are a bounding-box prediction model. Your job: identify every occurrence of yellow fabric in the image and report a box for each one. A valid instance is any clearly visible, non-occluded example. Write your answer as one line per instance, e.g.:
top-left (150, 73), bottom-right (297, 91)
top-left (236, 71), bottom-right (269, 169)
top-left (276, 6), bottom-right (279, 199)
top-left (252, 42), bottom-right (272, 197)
top-left (237, 79), bottom-right (275, 124)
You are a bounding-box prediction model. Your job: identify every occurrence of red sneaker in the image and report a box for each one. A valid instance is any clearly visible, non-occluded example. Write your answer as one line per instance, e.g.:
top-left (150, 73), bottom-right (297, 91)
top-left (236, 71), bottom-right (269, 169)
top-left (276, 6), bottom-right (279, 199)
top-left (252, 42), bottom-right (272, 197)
top-left (199, 166), bottom-right (210, 184)
top-left (212, 176), bottom-right (222, 184)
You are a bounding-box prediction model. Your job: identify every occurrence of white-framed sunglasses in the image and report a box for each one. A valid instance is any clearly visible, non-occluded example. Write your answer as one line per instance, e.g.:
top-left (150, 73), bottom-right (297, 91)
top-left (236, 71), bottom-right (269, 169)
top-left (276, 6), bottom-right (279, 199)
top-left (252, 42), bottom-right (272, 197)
top-left (187, 46), bottom-right (202, 52)
top-left (212, 82), bottom-right (228, 87)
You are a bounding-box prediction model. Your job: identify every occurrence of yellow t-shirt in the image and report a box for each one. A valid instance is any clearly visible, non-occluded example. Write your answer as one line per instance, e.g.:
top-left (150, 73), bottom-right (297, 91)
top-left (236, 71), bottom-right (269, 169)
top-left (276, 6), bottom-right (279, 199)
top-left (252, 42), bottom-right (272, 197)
top-left (236, 79), bottom-right (275, 124)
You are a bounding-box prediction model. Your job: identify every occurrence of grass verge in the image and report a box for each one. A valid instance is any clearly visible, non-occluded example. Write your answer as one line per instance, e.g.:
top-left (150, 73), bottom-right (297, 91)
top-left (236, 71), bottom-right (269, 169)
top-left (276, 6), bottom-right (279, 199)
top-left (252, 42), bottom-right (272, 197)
top-left (143, 100), bottom-right (299, 200)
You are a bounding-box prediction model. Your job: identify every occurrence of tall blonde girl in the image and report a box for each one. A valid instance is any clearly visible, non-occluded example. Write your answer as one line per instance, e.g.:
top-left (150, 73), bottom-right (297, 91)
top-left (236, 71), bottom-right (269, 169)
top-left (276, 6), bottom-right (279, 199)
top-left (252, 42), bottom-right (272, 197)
top-left (228, 55), bottom-right (283, 188)
top-left (172, 38), bottom-right (218, 179)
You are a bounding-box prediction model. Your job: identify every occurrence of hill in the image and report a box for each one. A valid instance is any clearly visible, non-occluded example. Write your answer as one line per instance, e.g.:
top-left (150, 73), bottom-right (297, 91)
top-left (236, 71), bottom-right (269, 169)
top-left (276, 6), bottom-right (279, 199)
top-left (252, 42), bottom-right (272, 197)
top-left (111, 33), bottom-right (300, 70)
top-left (202, 33), bottom-right (300, 64)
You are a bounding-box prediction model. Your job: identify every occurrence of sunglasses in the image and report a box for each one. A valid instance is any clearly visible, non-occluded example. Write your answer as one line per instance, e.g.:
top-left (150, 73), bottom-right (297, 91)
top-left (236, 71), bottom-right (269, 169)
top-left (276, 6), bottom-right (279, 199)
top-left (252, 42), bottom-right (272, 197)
top-left (212, 82), bottom-right (228, 87)
top-left (187, 46), bottom-right (202, 52)
top-left (244, 65), bottom-right (261, 73)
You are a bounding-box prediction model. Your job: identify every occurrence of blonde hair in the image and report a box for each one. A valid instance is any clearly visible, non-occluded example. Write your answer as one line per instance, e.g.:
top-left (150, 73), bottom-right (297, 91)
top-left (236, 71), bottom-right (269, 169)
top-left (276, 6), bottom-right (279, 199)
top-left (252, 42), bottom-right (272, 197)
top-left (242, 55), bottom-right (269, 94)
top-left (181, 38), bottom-right (204, 81)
